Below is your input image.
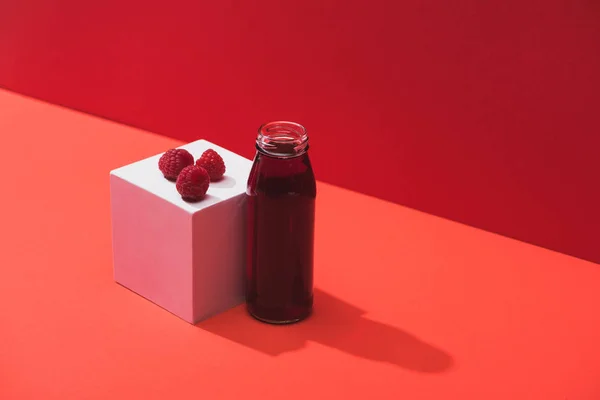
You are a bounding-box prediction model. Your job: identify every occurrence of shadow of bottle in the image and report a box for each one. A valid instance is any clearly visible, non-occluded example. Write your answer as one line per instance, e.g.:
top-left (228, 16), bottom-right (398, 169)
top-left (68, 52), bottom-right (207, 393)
top-left (198, 288), bottom-right (453, 372)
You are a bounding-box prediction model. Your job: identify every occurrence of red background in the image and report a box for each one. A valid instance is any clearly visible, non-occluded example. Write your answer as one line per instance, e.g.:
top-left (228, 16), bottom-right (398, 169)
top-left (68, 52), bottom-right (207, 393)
top-left (0, 0), bottom-right (598, 262)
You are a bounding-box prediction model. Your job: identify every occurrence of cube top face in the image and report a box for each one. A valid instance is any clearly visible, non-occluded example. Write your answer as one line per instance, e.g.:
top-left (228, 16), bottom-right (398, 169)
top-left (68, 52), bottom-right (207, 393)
top-left (110, 140), bottom-right (252, 214)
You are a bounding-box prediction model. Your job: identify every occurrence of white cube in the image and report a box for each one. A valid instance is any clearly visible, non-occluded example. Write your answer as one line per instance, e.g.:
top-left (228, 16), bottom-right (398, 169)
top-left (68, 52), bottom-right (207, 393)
top-left (110, 139), bottom-right (252, 323)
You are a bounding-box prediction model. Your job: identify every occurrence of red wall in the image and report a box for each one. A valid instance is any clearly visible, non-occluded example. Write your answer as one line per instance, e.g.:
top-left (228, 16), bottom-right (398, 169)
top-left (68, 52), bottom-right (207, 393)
top-left (1, 1), bottom-right (599, 263)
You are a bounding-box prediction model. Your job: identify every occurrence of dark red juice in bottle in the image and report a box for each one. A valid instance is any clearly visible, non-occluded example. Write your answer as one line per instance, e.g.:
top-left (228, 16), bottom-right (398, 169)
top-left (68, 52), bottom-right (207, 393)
top-left (246, 121), bottom-right (316, 324)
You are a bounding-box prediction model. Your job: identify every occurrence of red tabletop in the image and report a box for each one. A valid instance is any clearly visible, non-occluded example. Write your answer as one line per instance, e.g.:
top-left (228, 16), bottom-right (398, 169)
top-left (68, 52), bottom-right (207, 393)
top-left (1, 89), bottom-right (599, 399)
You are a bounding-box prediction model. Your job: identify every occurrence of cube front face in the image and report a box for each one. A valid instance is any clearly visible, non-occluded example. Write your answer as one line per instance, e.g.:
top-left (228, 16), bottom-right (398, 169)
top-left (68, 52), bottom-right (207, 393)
top-left (110, 140), bottom-right (252, 324)
top-left (111, 174), bottom-right (194, 322)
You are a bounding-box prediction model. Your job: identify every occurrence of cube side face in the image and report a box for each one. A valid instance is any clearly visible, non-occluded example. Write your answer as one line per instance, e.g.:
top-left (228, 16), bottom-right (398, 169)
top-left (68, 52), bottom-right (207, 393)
top-left (110, 174), bottom-right (193, 322)
top-left (192, 194), bottom-right (247, 323)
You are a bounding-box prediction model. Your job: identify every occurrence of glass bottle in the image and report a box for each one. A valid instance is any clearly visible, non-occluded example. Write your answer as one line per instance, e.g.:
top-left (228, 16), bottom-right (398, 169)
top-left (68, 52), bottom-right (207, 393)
top-left (246, 121), bottom-right (316, 324)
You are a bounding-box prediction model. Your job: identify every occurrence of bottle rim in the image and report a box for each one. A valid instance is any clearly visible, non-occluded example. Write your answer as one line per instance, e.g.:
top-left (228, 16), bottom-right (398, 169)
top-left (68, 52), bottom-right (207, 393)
top-left (256, 121), bottom-right (309, 158)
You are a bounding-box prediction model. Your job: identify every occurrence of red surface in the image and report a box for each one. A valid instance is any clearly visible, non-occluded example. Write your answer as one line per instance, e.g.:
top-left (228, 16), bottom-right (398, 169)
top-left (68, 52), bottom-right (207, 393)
top-left (2, 90), bottom-right (600, 399)
top-left (0, 1), bottom-right (599, 264)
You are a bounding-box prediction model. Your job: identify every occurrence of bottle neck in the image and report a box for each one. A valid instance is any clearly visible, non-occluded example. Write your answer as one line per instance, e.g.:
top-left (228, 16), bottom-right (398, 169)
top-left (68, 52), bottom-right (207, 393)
top-left (256, 121), bottom-right (309, 159)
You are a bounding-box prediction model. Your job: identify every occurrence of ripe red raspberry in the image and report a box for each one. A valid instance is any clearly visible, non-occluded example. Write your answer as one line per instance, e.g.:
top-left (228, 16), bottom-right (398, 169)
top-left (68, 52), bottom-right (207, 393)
top-left (195, 149), bottom-right (226, 180)
top-left (158, 149), bottom-right (194, 181)
top-left (176, 165), bottom-right (210, 202)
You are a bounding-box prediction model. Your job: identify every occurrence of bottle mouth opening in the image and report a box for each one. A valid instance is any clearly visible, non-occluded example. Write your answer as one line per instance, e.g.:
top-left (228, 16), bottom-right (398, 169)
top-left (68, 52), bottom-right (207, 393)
top-left (257, 121), bottom-right (308, 157)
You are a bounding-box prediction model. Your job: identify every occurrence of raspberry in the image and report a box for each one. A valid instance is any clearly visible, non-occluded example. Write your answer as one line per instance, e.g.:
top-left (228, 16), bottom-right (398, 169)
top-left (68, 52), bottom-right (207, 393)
top-left (176, 165), bottom-right (210, 202)
top-left (158, 149), bottom-right (194, 181)
top-left (196, 149), bottom-right (226, 180)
